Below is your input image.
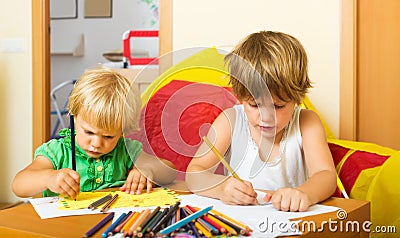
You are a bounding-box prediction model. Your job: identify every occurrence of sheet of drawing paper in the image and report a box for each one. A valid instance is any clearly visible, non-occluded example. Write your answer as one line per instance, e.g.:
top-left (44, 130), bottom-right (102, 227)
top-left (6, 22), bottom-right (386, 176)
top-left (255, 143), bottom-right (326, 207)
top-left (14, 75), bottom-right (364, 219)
top-left (29, 188), bottom-right (180, 219)
top-left (58, 188), bottom-right (179, 210)
top-left (178, 194), bottom-right (339, 237)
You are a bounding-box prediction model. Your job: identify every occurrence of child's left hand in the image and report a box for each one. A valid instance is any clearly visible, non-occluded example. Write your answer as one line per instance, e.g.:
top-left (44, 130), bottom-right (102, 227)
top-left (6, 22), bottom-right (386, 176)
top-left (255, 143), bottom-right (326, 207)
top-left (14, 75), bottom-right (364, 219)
top-left (120, 167), bottom-right (154, 194)
top-left (263, 187), bottom-right (311, 212)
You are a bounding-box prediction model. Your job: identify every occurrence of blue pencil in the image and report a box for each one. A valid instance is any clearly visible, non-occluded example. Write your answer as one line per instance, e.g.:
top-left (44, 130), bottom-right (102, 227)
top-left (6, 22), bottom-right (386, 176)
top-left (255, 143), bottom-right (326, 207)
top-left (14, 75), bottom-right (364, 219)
top-left (83, 212), bottom-right (115, 238)
top-left (159, 206), bottom-right (213, 235)
top-left (102, 212), bottom-right (127, 238)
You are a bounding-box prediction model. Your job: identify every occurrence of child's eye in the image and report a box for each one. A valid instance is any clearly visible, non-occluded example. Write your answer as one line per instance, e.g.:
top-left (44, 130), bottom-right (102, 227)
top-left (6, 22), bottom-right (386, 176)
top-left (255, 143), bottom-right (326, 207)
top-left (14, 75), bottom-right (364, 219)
top-left (274, 104), bottom-right (285, 109)
top-left (85, 130), bottom-right (94, 135)
top-left (249, 103), bottom-right (259, 108)
top-left (104, 136), bottom-right (114, 139)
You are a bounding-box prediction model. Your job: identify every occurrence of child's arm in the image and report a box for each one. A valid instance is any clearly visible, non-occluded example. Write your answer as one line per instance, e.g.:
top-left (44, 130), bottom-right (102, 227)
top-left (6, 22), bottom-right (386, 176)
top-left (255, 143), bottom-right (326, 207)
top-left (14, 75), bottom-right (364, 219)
top-left (120, 152), bottom-right (177, 194)
top-left (186, 108), bottom-right (258, 205)
top-left (264, 109), bottom-right (337, 211)
top-left (12, 156), bottom-right (80, 198)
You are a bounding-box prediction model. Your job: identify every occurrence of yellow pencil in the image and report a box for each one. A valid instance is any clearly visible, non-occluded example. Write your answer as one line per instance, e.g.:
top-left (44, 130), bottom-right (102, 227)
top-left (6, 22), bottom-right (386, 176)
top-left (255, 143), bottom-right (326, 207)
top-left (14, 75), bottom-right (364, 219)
top-left (202, 136), bottom-right (243, 182)
top-left (336, 174), bottom-right (349, 199)
top-left (210, 209), bottom-right (252, 232)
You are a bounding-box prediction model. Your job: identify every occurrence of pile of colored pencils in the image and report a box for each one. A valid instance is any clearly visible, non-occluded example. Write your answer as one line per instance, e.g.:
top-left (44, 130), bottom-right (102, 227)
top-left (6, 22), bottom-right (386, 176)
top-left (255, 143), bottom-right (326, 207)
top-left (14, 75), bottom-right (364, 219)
top-left (89, 201), bottom-right (252, 237)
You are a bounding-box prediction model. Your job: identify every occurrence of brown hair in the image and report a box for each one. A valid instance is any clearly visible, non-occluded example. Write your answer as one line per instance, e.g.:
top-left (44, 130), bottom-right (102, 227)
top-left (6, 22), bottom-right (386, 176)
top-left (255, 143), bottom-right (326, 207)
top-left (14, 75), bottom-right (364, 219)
top-left (225, 31), bottom-right (312, 104)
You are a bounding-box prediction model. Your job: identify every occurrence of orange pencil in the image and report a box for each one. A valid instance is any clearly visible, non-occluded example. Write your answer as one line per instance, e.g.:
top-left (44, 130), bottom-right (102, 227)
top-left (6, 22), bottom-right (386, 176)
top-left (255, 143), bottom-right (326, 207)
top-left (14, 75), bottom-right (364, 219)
top-left (175, 206), bottom-right (181, 221)
top-left (122, 211), bottom-right (140, 234)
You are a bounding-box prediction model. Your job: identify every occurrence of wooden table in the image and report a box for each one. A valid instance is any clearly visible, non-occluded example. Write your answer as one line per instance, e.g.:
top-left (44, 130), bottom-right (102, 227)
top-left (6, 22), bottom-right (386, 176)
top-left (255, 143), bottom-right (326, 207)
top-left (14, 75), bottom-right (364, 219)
top-left (0, 186), bottom-right (369, 238)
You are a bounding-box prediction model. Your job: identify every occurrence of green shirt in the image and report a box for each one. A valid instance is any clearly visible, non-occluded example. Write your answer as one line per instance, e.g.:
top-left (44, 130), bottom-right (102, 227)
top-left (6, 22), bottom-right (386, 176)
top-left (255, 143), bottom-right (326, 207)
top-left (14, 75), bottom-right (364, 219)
top-left (34, 128), bottom-right (142, 197)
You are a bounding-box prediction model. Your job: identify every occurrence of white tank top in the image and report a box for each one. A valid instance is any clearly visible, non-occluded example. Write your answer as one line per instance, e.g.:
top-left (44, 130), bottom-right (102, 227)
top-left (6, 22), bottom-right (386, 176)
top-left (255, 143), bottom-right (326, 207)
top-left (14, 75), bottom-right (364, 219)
top-left (226, 105), bottom-right (307, 190)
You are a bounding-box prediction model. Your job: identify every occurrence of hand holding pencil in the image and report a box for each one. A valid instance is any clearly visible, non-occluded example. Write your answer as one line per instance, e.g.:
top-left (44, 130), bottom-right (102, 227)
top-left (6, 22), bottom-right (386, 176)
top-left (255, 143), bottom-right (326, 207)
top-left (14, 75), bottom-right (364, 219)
top-left (46, 168), bottom-right (80, 199)
top-left (202, 136), bottom-right (258, 205)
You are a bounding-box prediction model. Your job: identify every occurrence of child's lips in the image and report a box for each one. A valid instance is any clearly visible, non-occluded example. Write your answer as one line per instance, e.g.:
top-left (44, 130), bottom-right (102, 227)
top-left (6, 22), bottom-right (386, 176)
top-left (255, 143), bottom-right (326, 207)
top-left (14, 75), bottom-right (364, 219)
top-left (87, 150), bottom-right (101, 156)
top-left (260, 125), bottom-right (275, 132)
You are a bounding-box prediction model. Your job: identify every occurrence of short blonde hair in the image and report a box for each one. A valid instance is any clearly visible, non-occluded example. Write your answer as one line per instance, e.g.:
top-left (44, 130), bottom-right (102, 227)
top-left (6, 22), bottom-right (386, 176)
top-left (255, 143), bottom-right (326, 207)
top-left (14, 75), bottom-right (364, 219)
top-left (225, 31), bottom-right (312, 104)
top-left (68, 68), bottom-right (141, 134)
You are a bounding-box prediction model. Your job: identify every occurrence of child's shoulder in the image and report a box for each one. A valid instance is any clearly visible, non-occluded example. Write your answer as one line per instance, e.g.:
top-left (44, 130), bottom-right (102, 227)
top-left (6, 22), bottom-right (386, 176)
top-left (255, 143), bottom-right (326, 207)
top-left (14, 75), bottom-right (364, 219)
top-left (299, 108), bottom-right (326, 134)
top-left (299, 108), bottom-right (321, 123)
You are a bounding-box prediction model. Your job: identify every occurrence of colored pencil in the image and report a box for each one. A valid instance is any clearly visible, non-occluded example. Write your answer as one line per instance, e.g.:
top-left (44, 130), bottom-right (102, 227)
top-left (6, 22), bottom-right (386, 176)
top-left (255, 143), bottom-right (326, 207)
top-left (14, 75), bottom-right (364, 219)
top-left (175, 206), bottom-right (181, 221)
top-left (100, 194), bottom-right (119, 213)
top-left (186, 205), bottom-right (224, 234)
top-left (195, 220), bottom-right (213, 238)
top-left (152, 202), bottom-right (181, 233)
top-left (121, 211), bottom-right (139, 234)
top-left (137, 210), bottom-right (161, 237)
top-left (159, 206), bottom-right (213, 235)
top-left (87, 194), bottom-right (112, 210)
top-left (136, 206), bottom-right (160, 232)
top-left (209, 213), bottom-right (247, 235)
top-left (200, 218), bottom-right (221, 235)
top-left (114, 211), bottom-right (133, 233)
top-left (183, 206), bottom-right (218, 235)
top-left (210, 208), bottom-right (252, 232)
top-left (206, 213), bottom-right (237, 236)
top-left (102, 212), bottom-right (127, 238)
top-left (70, 115), bottom-right (77, 201)
top-left (202, 136), bottom-right (243, 182)
top-left (147, 207), bottom-right (170, 235)
top-left (202, 213), bottom-right (226, 234)
top-left (70, 115), bottom-right (76, 171)
top-left (128, 209), bottom-right (150, 236)
top-left (337, 174), bottom-right (349, 199)
top-left (83, 212), bottom-right (114, 238)
top-left (180, 207), bottom-right (201, 237)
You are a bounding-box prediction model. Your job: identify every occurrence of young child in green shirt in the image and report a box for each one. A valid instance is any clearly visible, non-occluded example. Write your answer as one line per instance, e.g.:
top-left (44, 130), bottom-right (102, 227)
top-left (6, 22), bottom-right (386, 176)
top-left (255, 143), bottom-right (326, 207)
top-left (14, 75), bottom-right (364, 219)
top-left (12, 68), bottom-right (176, 199)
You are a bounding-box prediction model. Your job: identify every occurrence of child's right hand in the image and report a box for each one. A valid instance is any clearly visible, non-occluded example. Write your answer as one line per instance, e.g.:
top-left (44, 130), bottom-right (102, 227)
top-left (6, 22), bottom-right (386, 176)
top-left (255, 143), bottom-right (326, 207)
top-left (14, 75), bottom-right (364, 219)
top-left (46, 168), bottom-right (80, 199)
top-left (218, 177), bottom-right (258, 205)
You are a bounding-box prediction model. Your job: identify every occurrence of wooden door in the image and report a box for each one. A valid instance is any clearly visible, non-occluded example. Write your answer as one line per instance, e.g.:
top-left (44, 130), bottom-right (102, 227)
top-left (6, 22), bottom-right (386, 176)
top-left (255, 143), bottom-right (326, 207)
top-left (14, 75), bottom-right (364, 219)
top-left (357, 0), bottom-right (400, 149)
top-left (341, 0), bottom-right (400, 149)
top-left (32, 0), bottom-right (51, 155)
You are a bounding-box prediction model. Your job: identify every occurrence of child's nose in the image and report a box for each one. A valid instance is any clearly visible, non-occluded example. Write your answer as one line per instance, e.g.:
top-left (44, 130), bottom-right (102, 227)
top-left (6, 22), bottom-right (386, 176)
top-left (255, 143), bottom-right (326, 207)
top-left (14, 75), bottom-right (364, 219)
top-left (91, 136), bottom-right (102, 148)
top-left (259, 107), bottom-right (275, 122)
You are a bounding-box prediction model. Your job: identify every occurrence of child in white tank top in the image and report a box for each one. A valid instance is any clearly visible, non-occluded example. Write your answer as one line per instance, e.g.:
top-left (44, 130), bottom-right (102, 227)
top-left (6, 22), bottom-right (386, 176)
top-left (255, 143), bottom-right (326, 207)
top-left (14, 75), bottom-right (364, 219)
top-left (186, 31), bottom-right (336, 212)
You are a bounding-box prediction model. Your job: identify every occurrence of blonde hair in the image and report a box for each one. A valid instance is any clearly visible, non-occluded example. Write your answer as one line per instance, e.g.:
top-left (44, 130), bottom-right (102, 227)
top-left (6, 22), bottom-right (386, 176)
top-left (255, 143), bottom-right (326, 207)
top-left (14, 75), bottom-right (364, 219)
top-left (225, 31), bottom-right (312, 104)
top-left (68, 68), bottom-right (141, 134)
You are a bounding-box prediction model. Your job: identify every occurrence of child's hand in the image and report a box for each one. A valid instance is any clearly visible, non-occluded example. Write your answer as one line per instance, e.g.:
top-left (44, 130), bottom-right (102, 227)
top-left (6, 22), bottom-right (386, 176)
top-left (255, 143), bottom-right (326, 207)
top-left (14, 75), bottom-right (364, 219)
top-left (218, 177), bottom-right (258, 205)
top-left (120, 167), bottom-right (153, 194)
top-left (263, 187), bottom-right (311, 212)
top-left (46, 168), bottom-right (80, 199)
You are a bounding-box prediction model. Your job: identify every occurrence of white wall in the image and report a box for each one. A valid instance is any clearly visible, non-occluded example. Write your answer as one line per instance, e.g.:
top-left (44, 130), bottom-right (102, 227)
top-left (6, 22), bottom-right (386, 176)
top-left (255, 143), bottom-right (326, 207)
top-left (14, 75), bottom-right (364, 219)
top-left (0, 0), bottom-right (32, 202)
top-left (50, 0), bottom-right (159, 133)
top-left (172, 0), bottom-right (341, 137)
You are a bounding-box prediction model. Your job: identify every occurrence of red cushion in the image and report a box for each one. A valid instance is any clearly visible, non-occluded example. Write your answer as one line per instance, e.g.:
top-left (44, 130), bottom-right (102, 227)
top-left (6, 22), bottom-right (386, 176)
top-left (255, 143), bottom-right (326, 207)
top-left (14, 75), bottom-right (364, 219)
top-left (328, 142), bottom-right (390, 197)
top-left (128, 80), bottom-right (237, 178)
